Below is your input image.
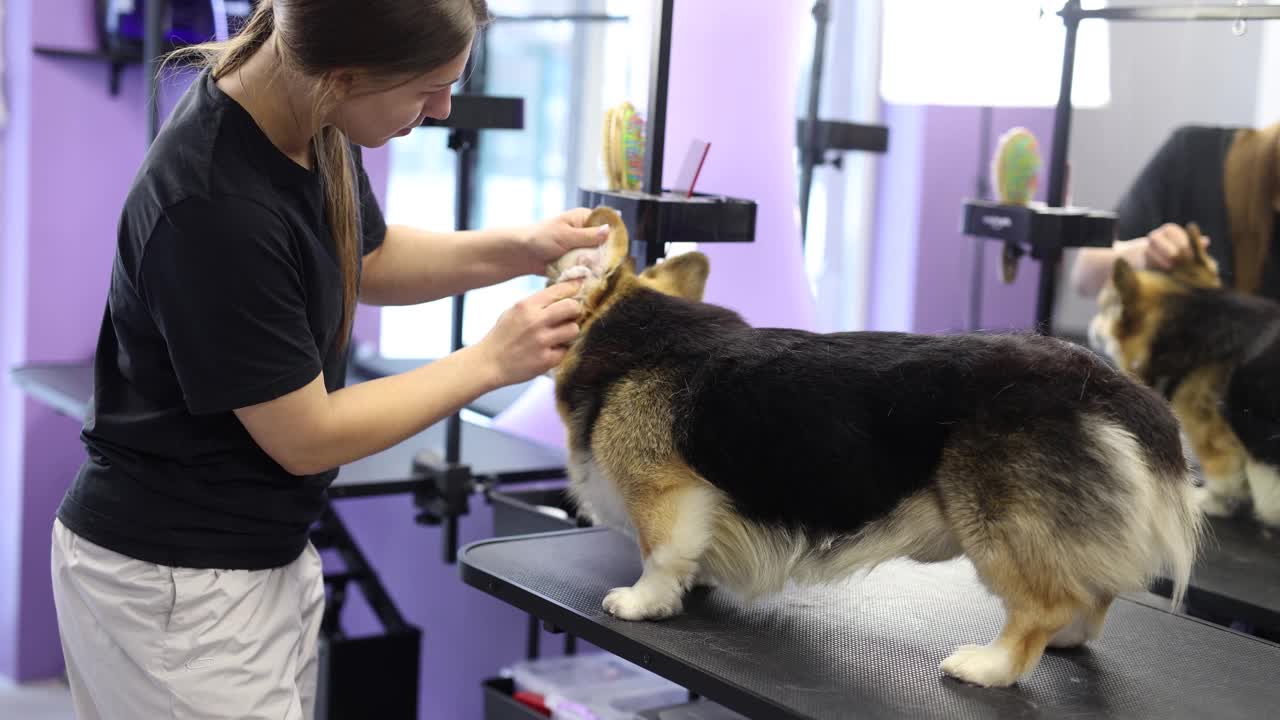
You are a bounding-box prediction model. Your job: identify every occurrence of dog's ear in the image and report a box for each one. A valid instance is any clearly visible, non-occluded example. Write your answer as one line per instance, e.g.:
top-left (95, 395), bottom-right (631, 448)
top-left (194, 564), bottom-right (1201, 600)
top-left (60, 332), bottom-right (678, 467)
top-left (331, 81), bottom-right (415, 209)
top-left (544, 206), bottom-right (633, 294)
top-left (640, 252), bottom-right (711, 301)
top-left (1112, 258), bottom-right (1140, 304)
top-left (1186, 223), bottom-right (1209, 266)
top-left (1166, 222), bottom-right (1222, 288)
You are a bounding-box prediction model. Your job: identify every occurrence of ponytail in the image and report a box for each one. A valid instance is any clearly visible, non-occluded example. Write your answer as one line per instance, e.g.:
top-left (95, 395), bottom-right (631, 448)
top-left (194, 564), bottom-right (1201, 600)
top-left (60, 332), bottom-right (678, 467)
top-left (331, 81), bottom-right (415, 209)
top-left (1224, 123), bottom-right (1280, 294)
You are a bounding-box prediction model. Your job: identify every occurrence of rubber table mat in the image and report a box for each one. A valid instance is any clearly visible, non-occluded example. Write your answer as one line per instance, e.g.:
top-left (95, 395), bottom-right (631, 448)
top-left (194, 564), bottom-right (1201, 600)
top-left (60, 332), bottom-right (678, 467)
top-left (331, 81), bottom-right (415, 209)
top-left (461, 528), bottom-right (1280, 720)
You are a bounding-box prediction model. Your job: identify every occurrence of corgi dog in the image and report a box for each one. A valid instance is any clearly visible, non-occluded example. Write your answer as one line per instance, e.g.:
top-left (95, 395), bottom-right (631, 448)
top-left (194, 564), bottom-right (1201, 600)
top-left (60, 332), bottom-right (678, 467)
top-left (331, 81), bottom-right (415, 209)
top-left (548, 207), bottom-right (1202, 688)
top-left (1089, 223), bottom-right (1280, 528)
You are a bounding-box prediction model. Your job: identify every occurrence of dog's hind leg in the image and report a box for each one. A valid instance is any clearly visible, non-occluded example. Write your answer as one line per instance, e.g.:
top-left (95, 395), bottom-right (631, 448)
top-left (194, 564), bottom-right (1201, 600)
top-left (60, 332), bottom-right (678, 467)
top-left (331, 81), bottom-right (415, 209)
top-left (1245, 458), bottom-right (1280, 528)
top-left (1175, 390), bottom-right (1249, 516)
top-left (601, 464), bottom-right (719, 621)
top-left (1196, 455), bottom-right (1249, 517)
top-left (940, 552), bottom-right (1078, 687)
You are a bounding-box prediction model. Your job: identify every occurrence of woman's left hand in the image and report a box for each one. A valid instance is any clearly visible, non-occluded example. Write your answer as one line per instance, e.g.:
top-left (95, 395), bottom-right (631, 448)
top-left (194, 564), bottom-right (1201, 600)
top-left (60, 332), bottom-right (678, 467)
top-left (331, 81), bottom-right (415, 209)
top-left (522, 208), bottom-right (610, 273)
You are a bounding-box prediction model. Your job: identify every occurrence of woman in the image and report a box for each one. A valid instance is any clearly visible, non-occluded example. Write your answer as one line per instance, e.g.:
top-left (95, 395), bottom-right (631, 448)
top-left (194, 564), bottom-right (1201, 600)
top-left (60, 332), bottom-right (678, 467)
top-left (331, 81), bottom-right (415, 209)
top-left (50, 1), bottom-right (600, 717)
top-left (1071, 122), bottom-right (1280, 300)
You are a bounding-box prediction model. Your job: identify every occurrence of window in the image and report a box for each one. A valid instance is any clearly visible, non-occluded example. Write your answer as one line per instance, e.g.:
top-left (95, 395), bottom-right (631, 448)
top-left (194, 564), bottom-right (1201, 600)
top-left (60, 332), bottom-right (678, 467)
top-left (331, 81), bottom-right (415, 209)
top-left (800, 0), bottom-right (883, 333)
top-left (380, 0), bottom-right (636, 359)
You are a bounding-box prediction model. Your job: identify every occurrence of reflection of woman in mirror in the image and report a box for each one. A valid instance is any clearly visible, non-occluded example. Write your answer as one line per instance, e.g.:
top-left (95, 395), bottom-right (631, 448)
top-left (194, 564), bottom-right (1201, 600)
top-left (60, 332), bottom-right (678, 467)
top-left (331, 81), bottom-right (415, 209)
top-left (1071, 123), bottom-right (1280, 300)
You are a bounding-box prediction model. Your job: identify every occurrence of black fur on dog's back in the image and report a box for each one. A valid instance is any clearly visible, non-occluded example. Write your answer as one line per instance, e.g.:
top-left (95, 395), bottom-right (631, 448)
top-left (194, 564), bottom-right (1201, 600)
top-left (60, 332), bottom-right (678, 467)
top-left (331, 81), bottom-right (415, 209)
top-left (561, 287), bottom-right (1187, 537)
top-left (1147, 288), bottom-right (1280, 466)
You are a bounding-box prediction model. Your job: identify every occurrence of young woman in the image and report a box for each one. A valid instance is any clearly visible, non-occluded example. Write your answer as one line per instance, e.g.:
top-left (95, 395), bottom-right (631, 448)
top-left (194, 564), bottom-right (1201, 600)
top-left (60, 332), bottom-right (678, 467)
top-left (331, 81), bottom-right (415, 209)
top-left (50, 1), bottom-right (602, 717)
top-left (1071, 122), bottom-right (1280, 300)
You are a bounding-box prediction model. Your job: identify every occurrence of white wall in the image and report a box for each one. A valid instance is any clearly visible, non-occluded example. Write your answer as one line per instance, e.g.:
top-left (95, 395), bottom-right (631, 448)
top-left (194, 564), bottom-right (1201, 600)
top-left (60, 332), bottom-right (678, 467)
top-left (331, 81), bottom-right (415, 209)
top-left (1053, 2), bottom-right (1264, 335)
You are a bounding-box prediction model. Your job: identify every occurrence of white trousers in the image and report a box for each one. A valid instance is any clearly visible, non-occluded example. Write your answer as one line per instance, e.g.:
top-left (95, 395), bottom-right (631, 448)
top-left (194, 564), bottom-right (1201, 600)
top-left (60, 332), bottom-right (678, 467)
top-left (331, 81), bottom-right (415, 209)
top-left (50, 519), bottom-right (326, 720)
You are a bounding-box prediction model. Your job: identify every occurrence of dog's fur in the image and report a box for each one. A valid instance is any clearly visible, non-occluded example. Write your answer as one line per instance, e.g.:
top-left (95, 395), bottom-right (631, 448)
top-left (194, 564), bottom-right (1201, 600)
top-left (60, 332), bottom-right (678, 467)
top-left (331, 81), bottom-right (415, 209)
top-left (549, 207), bottom-right (1202, 688)
top-left (1089, 224), bottom-right (1280, 528)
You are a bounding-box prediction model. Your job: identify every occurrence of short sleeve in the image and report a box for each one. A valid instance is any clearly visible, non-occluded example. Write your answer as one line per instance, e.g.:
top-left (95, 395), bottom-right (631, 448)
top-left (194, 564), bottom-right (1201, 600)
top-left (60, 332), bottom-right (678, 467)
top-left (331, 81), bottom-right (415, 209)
top-left (139, 196), bottom-right (323, 415)
top-left (352, 146), bottom-right (386, 256)
top-left (1114, 127), bottom-right (1189, 242)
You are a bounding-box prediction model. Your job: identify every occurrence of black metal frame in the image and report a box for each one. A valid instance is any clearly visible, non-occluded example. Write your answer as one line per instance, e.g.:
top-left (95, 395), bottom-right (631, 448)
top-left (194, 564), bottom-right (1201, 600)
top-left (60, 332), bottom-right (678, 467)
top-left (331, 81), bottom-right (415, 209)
top-left (797, 1), bottom-right (891, 247)
top-left (643, 0), bottom-right (675, 203)
top-left (412, 12), bottom-right (628, 561)
top-left (1037, 0), bottom-right (1280, 333)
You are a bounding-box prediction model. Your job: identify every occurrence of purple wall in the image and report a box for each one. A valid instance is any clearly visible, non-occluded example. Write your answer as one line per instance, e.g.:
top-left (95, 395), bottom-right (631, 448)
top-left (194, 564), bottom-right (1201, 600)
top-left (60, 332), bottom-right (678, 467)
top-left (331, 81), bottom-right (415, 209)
top-left (2, 0), bottom-right (143, 682)
top-left (660, 1), bottom-right (815, 331)
top-left (869, 105), bottom-right (1054, 334)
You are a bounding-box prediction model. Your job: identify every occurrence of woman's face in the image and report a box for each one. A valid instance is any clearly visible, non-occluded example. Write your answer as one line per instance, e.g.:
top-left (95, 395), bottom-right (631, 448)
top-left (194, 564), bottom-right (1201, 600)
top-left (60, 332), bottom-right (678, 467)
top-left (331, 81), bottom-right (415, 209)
top-left (330, 43), bottom-right (471, 148)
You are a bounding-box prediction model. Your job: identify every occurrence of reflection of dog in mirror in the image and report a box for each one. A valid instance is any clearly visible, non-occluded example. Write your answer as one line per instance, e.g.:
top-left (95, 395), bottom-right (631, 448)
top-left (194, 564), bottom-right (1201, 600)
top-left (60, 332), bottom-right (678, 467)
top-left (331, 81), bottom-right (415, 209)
top-left (1090, 223), bottom-right (1280, 528)
top-left (548, 206), bottom-right (1202, 688)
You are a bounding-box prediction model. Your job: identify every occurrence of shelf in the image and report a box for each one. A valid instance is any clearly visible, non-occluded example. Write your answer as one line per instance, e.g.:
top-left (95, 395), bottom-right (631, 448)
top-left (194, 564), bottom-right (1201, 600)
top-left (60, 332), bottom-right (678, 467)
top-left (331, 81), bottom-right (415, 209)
top-left (961, 199), bottom-right (1116, 260)
top-left (579, 188), bottom-right (757, 268)
top-left (34, 46), bottom-right (142, 96)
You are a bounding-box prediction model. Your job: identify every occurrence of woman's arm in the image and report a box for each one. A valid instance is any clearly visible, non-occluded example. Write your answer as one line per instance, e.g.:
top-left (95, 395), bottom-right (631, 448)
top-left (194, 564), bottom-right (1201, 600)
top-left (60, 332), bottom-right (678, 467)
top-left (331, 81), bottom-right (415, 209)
top-left (1071, 239), bottom-right (1147, 297)
top-left (1070, 225), bottom-right (1210, 297)
top-left (234, 282), bottom-right (583, 475)
top-left (1069, 126), bottom-right (1200, 297)
top-left (360, 209), bottom-right (610, 306)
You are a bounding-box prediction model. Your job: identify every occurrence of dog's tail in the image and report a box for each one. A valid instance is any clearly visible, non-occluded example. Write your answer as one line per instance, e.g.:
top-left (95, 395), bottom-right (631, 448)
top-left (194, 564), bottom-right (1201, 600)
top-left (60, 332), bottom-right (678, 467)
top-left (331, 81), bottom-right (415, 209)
top-left (1091, 420), bottom-right (1205, 610)
top-left (1152, 465), bottom-right (1204, 610)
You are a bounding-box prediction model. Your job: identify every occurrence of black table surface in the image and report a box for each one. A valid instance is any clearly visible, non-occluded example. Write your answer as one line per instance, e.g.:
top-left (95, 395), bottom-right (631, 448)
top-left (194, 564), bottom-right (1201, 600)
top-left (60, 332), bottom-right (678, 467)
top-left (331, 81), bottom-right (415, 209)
top-left (10, 363), bottom-right (94, 420)
top-left (10, 362), bottom-right (566, 497)
top-left (461, 528), bottom-right (1280, 720)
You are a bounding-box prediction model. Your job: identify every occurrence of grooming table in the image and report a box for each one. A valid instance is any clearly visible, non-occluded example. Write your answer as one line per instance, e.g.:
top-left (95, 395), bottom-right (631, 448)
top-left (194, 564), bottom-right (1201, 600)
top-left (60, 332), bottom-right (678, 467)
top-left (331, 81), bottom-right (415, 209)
top-left (461, 528), bottom-right (1280, 720)
top-left (12, 358), bottom-right (535, 427)
top-left (332, 417), bottom-right (565, 497)
top-left (9, 362), bottom-right (567, 499)
top-left (10, 362), bottom-right (94, 420)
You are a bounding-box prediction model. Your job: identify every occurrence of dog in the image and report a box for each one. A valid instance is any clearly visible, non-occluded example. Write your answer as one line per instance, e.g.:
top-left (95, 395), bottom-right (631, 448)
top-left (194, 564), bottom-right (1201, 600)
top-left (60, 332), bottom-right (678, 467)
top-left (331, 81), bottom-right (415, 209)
top-left (1089, 223), bottom-right (1280, 528)
top-left (548, 207), bottom-right (1202, 688)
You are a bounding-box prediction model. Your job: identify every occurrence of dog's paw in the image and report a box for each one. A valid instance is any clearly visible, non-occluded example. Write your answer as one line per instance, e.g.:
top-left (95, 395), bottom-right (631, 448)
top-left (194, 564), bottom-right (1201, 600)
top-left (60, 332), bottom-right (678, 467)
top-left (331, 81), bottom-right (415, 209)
top-left (940, 644), bottom-right (1019, 687)
top-left (1047, 614), bottom-right (1090, 649)
top-left (602, 586), bottom-right (680, 621)
top-left (1194, 486), bottom-right (1240, 517)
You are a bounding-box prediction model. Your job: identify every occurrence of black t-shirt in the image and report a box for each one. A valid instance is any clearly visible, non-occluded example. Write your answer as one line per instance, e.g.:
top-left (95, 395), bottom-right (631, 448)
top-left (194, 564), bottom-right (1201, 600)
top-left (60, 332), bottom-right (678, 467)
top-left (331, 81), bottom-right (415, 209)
top-left (56, 69), bottom-right (387, 570)
top-left (1115, 124), bottom-right (1280, 300)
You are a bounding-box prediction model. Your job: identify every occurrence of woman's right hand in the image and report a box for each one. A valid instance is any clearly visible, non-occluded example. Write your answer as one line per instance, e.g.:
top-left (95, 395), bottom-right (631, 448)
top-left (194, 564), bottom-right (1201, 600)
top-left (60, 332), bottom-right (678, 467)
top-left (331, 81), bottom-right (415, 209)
top-left (475, 281), bottom-right (584, 387)
top-left (1119, 223), bottom-right (1210, 271)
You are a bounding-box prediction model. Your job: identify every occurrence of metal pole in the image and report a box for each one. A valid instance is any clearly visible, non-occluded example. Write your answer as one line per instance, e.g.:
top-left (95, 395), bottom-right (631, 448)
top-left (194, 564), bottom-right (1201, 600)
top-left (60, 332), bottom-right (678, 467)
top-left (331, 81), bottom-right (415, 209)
top-left (1037, 2), bottom-right (1081, 335)
top-left (642, 0), bottom-right (675, 197)
top-left (968, 106), bottom-right (993, 331)
top-left (800, 0), bottom-right (830, 246)
top-left (1047, 4), bottom-right (1079, 208)
top-left (441, 44), bottom-right (484, 559)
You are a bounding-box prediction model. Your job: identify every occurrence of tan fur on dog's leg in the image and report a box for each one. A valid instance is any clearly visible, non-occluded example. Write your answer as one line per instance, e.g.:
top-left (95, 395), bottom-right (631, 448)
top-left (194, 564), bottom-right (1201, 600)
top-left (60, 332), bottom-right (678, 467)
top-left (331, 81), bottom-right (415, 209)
top-left (1173, 371), bottom-right (1249, 516)
top-left (1196, 452), bottom-right (1249, 517)
top-left (942, 552), bottom-right (1077, 686)
top-left (602, 468), bottom-right (719, 621)
top-left (942, 599), bottom-right (1076, 687)
top-left (1245, 458), bottom-right (1280, 528)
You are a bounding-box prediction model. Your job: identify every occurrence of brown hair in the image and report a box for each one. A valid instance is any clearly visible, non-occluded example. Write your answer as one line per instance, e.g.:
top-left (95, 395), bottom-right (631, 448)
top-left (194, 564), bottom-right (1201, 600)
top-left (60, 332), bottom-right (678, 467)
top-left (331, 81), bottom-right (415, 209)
top-left (1223, 122), bottom-right (1280, 294)
top-left (168, 0), bottom-right (491, 349)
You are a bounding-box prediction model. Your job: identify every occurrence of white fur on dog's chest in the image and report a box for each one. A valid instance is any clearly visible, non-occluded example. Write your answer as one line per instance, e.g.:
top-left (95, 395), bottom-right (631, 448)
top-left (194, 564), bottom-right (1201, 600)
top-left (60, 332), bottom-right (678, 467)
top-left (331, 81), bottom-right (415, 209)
top-left (570, 456), bottom-right (634, 536)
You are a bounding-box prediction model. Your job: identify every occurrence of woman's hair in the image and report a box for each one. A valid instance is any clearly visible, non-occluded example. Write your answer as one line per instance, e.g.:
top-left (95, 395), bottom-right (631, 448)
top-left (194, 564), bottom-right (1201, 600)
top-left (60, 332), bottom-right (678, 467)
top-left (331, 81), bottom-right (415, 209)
top-left (170, 0), bottom-right (491, 350)
top-left (1223, 122), bottom-right (1280, 294)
